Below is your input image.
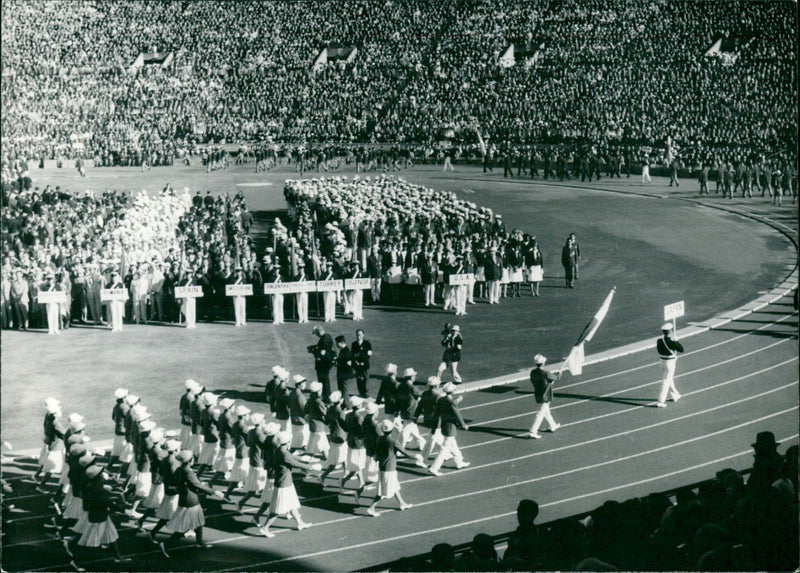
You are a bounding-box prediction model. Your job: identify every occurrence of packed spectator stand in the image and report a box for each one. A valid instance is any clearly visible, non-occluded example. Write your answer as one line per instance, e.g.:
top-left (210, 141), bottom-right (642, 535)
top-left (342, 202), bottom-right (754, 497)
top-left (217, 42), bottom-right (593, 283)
top-left (1, 0), bottom-right (796, 169)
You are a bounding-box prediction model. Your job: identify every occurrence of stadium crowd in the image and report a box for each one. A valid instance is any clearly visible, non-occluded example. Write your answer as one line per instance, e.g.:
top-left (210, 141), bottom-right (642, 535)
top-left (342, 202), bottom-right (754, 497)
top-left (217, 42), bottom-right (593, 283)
top-left (2, 0), bottom-right (796, 170)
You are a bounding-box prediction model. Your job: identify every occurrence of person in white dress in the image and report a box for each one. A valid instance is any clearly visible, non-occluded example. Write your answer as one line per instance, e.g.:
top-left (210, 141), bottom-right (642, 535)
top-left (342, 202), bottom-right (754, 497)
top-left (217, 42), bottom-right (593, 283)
top-left (107, 271), bottom-right (125, 332)
top-left (231, 267), bottom-right (247, 326)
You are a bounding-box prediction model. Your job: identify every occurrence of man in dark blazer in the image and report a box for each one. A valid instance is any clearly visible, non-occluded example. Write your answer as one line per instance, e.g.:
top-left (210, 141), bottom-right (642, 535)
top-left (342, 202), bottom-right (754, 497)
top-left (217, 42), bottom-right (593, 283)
top-left (310, 326), bottom-right (335, 398)
top-left (351, 329), bottom-right (373, 398)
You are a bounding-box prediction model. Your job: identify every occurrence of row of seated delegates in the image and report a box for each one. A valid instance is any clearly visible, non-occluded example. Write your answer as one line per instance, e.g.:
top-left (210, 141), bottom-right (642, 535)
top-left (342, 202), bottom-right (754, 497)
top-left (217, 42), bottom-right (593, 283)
top-left (396, 433), bottom-right (798, 572)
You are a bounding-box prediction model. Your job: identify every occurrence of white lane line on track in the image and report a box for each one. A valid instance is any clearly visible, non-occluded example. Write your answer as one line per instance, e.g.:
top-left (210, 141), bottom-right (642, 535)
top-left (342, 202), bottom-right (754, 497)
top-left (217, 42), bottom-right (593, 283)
top-left (468, 345), bottom-right (794, 430)
top-left (460, 312), bottom-right (795, 411)
top-left (218, 433), bottom-right (800, 571)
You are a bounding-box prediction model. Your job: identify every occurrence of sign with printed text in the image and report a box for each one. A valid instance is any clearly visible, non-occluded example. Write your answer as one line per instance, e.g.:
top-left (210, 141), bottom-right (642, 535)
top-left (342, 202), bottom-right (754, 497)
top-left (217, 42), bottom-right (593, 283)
top-left (663, 300), bottom-right (685, 321)
top-left (100, 288), bottom-right (129, 302)
top-left (344, 278), bottom-right (371, 290)
top-left (293, 280), bottom-right (318, 293)
top-left (316, 279), bottom-right (344, 292)
top-left (449, 273), bottom-right (475, 286)
top-left (263, 282), bottom-right (295, 295)
top-left (225, 284), bottom-right (253, 296)
top-left (38, 291), bottom-right (67, 304)
top-left (175, 286), bottom-right (203, 298)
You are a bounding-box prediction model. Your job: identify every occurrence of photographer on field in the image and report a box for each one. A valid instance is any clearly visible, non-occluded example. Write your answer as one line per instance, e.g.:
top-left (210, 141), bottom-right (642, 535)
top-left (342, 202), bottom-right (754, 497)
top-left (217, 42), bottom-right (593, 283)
top-left (436, 323), bottom-right (463, 384)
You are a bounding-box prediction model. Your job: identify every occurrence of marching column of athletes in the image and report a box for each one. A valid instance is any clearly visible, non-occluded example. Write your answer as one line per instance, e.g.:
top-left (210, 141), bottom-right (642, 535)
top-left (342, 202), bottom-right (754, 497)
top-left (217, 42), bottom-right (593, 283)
top-left (28, 319), bottom-right (682, 565)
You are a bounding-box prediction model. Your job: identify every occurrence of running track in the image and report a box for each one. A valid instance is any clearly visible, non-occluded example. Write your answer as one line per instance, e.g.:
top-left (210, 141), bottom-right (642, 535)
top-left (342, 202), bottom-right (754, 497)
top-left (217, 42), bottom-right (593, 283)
top-left (2, 190), bottom-right (797, 572)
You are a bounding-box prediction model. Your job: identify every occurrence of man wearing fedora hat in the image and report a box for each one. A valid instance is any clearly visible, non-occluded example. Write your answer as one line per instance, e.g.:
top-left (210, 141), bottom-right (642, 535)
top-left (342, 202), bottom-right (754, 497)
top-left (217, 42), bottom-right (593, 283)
top-left (655, 322), bottom-right (684, 408)
top-left (746, 431), bottom-right (784, 495)
top-left (528, 354), bottom-right (562, 439)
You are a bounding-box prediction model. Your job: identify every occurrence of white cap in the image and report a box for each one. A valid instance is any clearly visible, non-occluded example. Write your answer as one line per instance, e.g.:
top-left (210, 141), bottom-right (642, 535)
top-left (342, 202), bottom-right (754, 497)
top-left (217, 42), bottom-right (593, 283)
top-left (70, 419), bottom-right (87, 432)
top-left (328, 391), bottom-right (342, 403)
top-left (185, 379), bottom-right (198, 390)
top-left (292, 374), bottom-right (307, 386)
top-left (68, 413), bottom-right (85, 424)
top-left (271, 365), bottom-right (284, 376)
top-left (277, 431), bottom-right (292, 445)
top-left (661, 322), bottom-right (674, 332)
top-left (150, 429), bottom-right (165, 443)
top-left (385, 363), bottom-right (397, 374)
top-left (202, 393), bottom-right (218, 406)
top-left (379, 419), bottom-right (395, 434)
top-left (235, 405), bottom-right (251, 417)
top-left (125, 394), bottom-right (140, 405)
top-left (264, 422), bottom-right (281, 435)
top-left (348, 395), bottom-right (364, 408)
top-left (114, 388), bottom-right (129, 399)
top-left (139, 420), bottom-right (157, 432)
top-left (308, 381), bottom-right (323, 394)
top-left (165, 439), bottom-right (182, 452)
top-left (534, 354), bottom-right (547, 365)
top-left (442, 382), bottom-right (457, 394)
top-left (219, 398), bottom-right (235, 410)
top-left (451, 324), bottom-right (460, 332)
top-left (427, 376), bottom-right (441, 387)
top-left (250, 413), bottom-right (266, 426)
top-left (402, 367), bottom-right (417, 378)
top-left (364, 401), bottom-right (379, 415)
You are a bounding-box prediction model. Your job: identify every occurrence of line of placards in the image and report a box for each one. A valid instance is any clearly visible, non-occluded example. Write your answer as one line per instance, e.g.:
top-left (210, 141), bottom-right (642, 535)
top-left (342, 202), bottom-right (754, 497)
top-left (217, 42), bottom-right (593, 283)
top-left (40, 275), bottom-right (477, 303)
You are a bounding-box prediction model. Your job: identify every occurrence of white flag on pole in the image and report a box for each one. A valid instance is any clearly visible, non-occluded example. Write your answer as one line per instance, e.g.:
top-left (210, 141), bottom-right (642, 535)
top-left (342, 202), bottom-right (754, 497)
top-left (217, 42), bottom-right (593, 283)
top-left (562, 287), bottom-right (616, 376)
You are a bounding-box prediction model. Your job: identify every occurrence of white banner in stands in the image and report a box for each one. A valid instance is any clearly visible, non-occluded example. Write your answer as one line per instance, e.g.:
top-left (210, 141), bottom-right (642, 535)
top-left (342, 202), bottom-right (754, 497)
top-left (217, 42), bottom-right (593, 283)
top-left (225, 284), bottom-right (253, 296)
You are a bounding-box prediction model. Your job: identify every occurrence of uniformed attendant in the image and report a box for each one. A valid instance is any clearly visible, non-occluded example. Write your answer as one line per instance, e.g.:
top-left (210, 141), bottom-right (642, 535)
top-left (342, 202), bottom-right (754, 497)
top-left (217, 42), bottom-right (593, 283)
top-left (311, 326), bottom-right (335, 398)
top-left (109, 389), bottom-right (128, 472)
top-left (561, 233), bottom-right (580, 289)
top-left (106, 271), bottom-right (125, 332)
top-left (655, 322), bottom-right (684, 408)
top-left (428, 384), bottom-right (470, 476)
top-left (351, 329), bottom-right (373, 398)
top-left (527, 354), bottom-right (562, 439)
top-left (335, 335), bottom-right (355, 396)
top-left (230, 267), bottom-right (247, 326)
top-left (42, 269), bottom-right (61, 334)
top-left (294, 260), bottom-right (309, 323)
top-left (365, 419), bottom-right (422, 516)
top-left (305, 382), bottom-right (330, 458)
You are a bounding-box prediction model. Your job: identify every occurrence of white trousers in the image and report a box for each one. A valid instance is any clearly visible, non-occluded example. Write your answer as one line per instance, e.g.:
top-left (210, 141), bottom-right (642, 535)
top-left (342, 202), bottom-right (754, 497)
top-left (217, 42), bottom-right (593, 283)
top-left (181, 298), bottom-right (196, 329)
top-left (642, 164), bottom-right (651, 183)
top-left (424, 284), bottom-right (435, 305)
top-left (430, 436), bottom-right (464, 472)
top-left (529, 402), bottom-right (557, 434)
top-left (466, 278), bottom-right (475, 303)
top-left (658, 359), bottom-right (680, 404)
top-left (46, 303), bottom-right (60, 334)
top-left (324, 292), bottom-right (337, 322)
top-left (234, 296), bottom-right (247, 326)
top-left (400, 422), bottom-right (425, 449)
top-left (110, 301), bottom-right (124, 331)
top-left (370, 278), bottom-right (381, 301)
top-left (351, 290), bottom-right (363, 321)
top-left (488, 281), bottom-right (501, 304)
top-left (272, 293), bottom-right (284, 324)
top-left (296, 293), bottom-right (308, 323)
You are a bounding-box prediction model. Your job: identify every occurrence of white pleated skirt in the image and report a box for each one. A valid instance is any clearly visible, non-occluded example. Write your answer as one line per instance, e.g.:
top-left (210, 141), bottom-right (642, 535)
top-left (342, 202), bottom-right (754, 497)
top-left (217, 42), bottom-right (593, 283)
top-left (213, 446), bottom-right (235, 473)
top-left (119, 442), bottom-right (134, 464)
top-left (38, 443), bottom-right (49, 467)
top-left (199, 441), bottom-right (219, 465)
top-left (229, 457), bottom-right (250, 483)
top-left (527, 265), bottom-right (543, 282)
top-left (270, 484), bottom-right (301, 516)
top-left (78, 518), bottom-right (119, 547)
top-left (346, 448), bottom-right (366, 472)
top-left (143, 482), bottom-right (165, 509)
top-left (307, 432), bottom-right (329, 456)
top-left (258, 480), bottom-right (274, 504)
top-left (43, 449), bottom-right (64, 474)
top-left (365, 457), bottom-right (379, 483)
top-left (179, 426), bottom-right (191, 448)
top-left (63, 494), bottom-right (83, 520)
top-left (244, 467), bottom-right (267, 493)
top-left (290, 424), bottom-right (309, 450)
top-left (73, 509), bottom-right (89, 534)
top-left (167, 504), bottom-right (205, 534)
top-left (111, 435), bottom-right (126, 458)
top-left (135, 468), bottom-right (152, 498)
top-left (155, 494), bottom-right (179, 520)
top-left (377, 470), bottom-right (401, 499)
top-left (327, 442), bottom-right (348, 467)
